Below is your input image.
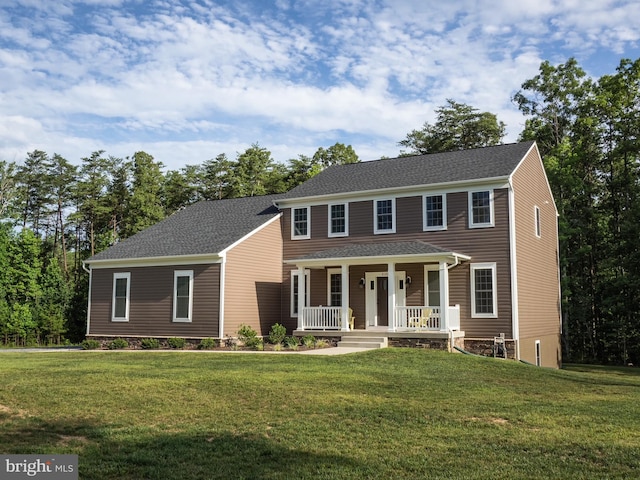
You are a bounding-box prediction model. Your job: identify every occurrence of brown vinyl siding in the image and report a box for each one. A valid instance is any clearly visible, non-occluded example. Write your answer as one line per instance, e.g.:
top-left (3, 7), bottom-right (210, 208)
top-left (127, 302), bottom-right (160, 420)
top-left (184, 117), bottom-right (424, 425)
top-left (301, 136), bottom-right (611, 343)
top-left (223, 218), bottom-right (283, 337)
top-left (282, 188), bottom-right (513, 338)
top-left (89, 263), bottom-right (220, 337)
top-left (511, 145), bottom-right (561, 347)
top-left (520, 334), bottom-right (562, 368)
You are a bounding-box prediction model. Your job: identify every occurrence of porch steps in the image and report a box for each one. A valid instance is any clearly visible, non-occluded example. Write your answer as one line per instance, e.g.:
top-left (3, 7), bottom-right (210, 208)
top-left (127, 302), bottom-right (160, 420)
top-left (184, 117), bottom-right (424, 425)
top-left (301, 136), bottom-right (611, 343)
top-left (337, 335), bottom-right (388, 350)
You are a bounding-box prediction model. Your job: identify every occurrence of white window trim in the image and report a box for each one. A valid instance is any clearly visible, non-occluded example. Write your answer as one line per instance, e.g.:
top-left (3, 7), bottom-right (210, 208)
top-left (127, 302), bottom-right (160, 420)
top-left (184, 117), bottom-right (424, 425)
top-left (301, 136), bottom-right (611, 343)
top-left (468, 190), bottom-right (494, 228)
top-left (290, 269), bottom-right (310, 317)
top-left (173, 270), bottom-right (194, 323)
top-left (291, 206), bottom-right (311, 240)
top-left (374, 198), bottom-right (396, 234)
top-left (328, 202), bottom-right (349, 238)
top-left (423, 265), bottom-right (441, 307)
top-left (470, 262), bottom-right (498, 318)
top-left (326, 268), bottom-right (342, 306)
top-left (423, 193), bottom-right (447, 231)
top-left (112, 272), bottom-right (131, 322)
top-left (534, 205), bottom-right (541, 238)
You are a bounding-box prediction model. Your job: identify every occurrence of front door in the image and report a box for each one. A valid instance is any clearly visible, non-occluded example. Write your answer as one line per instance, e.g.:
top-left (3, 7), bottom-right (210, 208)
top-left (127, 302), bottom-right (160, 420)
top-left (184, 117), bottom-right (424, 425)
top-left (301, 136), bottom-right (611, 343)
top-left (365, 271), bottom-right (406, 328)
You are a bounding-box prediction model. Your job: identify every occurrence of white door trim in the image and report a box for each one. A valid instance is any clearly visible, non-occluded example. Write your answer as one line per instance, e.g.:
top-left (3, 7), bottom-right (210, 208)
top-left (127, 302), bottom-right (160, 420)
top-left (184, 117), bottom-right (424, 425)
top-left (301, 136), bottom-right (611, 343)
top-left (365, 271), bottom-right (406, 328)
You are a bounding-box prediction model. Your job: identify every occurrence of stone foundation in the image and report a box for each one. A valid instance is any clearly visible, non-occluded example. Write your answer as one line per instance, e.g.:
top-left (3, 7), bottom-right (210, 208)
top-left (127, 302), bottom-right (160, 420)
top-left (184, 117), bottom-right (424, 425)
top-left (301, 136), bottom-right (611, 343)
top-left (463, 338), bottom-right (517, 360)
top-left (387, 337), bottom-right (450, 350)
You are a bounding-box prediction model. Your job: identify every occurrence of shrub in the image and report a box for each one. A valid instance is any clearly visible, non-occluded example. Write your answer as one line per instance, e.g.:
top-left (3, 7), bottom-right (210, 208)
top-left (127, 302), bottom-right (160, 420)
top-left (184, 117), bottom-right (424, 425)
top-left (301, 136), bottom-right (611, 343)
top-left (284, 336), bottom-right (299, 350)
top-left (81, 339), bottom-right (101, 350)
top-left (301, 334), bottom-right (316, 348)
top-left (268, 323), bottom-right (287, 345)
top-left (140, 338), bottom-right (160, 349)
top-left (198, 338), bottom-right (217, 350)
top-left (237, 324), bottom-right (261, 349)
top-left (315, 339), bottom-right (330, 348)
top-left (108, 338), bottom-right (128, 350)
top-left (167, 337), bottom-right (186, 349)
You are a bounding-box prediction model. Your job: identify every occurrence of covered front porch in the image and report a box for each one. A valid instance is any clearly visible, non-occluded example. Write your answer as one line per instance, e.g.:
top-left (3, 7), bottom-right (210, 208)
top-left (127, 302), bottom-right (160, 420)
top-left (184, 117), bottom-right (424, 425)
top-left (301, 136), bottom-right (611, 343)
top-left (287, 241), bottom-right (470, 334)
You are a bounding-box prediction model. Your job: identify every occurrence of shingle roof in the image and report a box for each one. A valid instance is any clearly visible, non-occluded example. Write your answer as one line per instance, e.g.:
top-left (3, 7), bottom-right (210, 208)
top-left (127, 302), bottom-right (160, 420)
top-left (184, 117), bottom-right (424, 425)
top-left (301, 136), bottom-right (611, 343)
top-left (88, 194), bottom-right (282, 262)
top-left (289, 241), bottom-right (467, 262)
top-left (281, 141), bottom-right (535, 200)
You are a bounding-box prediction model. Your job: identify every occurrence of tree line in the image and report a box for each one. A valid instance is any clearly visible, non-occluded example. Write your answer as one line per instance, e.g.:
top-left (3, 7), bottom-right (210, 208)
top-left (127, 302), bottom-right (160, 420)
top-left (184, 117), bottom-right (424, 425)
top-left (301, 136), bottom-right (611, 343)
top-left (1, 57), bottom-right (639, 366)
top-left (0, 143), bottom-right (359, 345)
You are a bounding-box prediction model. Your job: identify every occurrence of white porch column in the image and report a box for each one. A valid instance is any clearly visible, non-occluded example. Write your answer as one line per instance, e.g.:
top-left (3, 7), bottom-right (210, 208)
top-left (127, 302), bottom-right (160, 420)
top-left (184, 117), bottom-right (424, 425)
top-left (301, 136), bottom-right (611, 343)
top-left (297, 266), bottom-right (305, 330)
top-left (388, 262), bottom-right (396, 332)
top-left (341, 264), bottom-right (350, 331)
top-left (439, 261), bottom-right (450, 332)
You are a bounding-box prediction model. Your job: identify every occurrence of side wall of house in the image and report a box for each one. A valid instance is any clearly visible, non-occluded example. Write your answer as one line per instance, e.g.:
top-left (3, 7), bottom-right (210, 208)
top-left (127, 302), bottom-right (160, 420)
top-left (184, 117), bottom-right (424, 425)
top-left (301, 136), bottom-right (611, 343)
top-left (512, 145), bottom-right (562, 368)
top-left (223, 218), bottom-right (283, 337)
top-left (89, 263), bottom-right (220, 338)
top-left (281, 188), bottom-right (513, 338)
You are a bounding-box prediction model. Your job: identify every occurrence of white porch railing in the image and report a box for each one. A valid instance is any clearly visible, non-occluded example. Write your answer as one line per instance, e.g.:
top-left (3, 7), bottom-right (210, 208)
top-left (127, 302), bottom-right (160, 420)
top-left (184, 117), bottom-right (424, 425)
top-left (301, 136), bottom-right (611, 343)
top-left (394, 305), bottom-right (460, 332)
top-left (300, 306), bottom-right (342, 330)
top-left (300, 305), bottom-right (461, 332)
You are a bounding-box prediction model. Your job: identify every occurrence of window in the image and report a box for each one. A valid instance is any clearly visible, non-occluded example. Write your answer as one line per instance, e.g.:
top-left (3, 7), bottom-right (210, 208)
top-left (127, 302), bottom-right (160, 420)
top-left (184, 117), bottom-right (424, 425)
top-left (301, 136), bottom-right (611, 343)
top-left (471, 263), bottom-right (497, 318)
top-left (291, 270), bottom-right (310, 317)
top-left (173, 270), bottom-right (193, 322)
top-left (469, 190), bottom-right (494, 228)
top-left (535, 205), bottom-right (541, 237)
top-left (424, 194), bottom-right (446, 230)
top-left (374, 198), bottom-right (395, 234)
top-left (112, 272), bottom-right (130, 322)
top-left (292, 207), bottom-right (310, 239)
top-left (327, 269), bottom-right (342, 306)
top-left (425, 268), bottom-right (441, 307)
top-left (535, 340), bottom-right (541, 366)
top-left (329, 203), bottom-right (348, 237)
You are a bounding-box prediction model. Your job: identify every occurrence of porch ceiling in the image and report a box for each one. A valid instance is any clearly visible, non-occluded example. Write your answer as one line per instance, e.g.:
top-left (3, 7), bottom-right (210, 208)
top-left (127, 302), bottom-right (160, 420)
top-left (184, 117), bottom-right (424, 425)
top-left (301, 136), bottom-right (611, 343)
top-left (285, 240), bottom-right (471, 268)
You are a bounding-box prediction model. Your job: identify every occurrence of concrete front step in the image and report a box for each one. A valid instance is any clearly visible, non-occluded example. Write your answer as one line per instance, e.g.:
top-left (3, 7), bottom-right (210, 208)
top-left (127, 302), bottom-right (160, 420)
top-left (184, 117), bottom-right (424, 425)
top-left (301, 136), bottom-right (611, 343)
top-left (337, 336), bottom-right (388, 349)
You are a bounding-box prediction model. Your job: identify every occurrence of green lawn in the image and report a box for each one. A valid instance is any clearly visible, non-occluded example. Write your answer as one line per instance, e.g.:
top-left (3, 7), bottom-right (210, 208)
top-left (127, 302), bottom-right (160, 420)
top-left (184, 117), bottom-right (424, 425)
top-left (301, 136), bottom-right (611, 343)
top-left (0, 350), bottom-right (638, 479)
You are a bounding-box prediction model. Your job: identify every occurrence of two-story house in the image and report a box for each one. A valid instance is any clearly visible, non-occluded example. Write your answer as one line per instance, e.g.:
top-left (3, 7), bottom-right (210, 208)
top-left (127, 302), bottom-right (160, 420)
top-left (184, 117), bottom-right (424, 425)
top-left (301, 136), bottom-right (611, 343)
top-left (84, 141), bottom-right (561, 367)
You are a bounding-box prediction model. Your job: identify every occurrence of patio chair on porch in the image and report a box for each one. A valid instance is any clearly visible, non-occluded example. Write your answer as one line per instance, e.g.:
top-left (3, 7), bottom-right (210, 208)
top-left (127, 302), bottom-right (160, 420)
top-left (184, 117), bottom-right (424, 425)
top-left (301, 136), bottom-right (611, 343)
top-left (409, 308), bottom-right (432, 328)
top-left (417, 308), bottom-right (432, 329)
top-left (348, 308), bottom-right (355, 330)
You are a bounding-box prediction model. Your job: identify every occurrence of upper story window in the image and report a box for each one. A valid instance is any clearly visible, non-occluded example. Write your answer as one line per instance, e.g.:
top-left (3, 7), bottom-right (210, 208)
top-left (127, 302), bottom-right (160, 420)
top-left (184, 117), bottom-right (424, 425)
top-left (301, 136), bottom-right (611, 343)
top-left (374, 198), bottom-right (396, 234)
top-left (534, 205), bottom-right (541, 237)
top-left (292, 206), bottom-right (310, 239)
top-left (469, 190), bottom-right (494, 228)
top-left (329, 203), bottom-right (348, 237)
top-left (112, 272), bottom-right (131, 322)
top-left (173, 270), bottom-right (194, 322)
top-left (423, 194), bottom-right (447, 231)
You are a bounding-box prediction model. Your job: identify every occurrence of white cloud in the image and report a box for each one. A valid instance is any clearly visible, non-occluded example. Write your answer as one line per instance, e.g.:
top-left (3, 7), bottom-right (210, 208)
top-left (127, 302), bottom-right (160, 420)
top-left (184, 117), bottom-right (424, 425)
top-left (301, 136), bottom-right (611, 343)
top-left (0, 0), bottom-right (638, 170)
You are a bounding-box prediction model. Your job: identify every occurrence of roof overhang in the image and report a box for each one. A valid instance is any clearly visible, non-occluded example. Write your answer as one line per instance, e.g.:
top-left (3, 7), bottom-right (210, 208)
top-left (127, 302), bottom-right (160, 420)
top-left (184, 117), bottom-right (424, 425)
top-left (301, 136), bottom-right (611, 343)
top-left (275, 176), bottom-right (510, 208)
top-left (85, 253), bottom-right (223, 269)
top-left (284, 241), bottom-right (471, 269)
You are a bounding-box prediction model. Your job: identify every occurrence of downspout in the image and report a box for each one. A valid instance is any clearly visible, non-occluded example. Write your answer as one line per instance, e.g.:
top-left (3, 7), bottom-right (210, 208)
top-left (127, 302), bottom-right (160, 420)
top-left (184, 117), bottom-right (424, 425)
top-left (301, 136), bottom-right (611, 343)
top-left (218, 254), bottom-right (227, 340)
top-left (82, 262), bottom-right (92, 336)
top-left (508, 179), bottom-right (521, 361)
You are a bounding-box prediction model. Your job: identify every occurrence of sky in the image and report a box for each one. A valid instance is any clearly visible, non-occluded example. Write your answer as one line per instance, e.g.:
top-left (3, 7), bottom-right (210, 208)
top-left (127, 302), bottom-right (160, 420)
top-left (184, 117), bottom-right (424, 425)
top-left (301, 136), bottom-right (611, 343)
top-left (1, 0), bottom-right (639, 171)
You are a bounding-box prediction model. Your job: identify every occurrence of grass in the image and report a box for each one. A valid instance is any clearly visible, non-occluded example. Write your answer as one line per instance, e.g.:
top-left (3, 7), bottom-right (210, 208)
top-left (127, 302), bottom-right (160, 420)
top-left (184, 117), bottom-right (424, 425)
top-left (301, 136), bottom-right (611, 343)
top-left (0, 350), bottom-right (638, 479)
